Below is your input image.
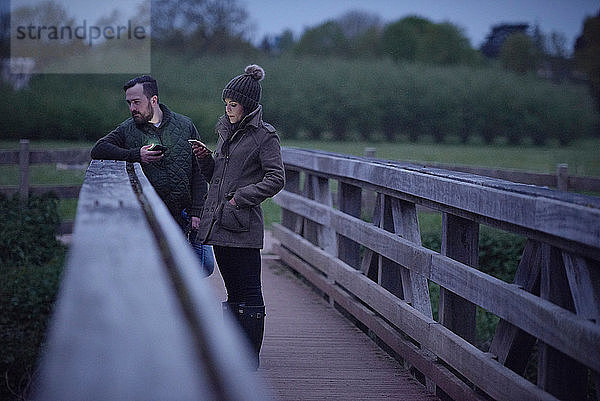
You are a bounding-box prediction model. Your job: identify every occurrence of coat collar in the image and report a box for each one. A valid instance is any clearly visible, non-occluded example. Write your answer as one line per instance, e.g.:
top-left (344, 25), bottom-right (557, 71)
top-left (218, 104), bottom-right (263, 134)
top-left (156, 103), bottom-right (172, 128)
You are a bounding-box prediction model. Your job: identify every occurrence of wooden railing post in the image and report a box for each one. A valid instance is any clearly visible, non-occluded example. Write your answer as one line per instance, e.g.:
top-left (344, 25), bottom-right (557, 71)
top-left (362, 147), bottom-right (377, 214)
top-left (489, 239), bottom-right (541, 374)
top-left (338, 181), bottom-right (362, 269)
top-left (379, 195), bottom-right (400, 294)
top-left (537, 244), bottom-right (587, 400)
top-left (313, 175), bottom-right (336, 256)
top-left (281, 168), bottom-right (300, 231)
top-left (556, 163), bottom-right (568, 191)
top-left (302, 173), bottom-right (319, 245)
top-left (439, 213), bottom-right (478, 343)
top-left (19, 139), bottom-right (30, 203)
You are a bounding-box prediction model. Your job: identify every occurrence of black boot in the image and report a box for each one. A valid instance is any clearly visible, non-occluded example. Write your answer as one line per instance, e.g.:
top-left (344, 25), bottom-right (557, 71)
top-left (234, 304), bottom-right (266, 370)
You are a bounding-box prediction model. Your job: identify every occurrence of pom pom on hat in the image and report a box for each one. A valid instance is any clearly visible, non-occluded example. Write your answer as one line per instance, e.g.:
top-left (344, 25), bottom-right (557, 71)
top-left (222, 64), bottom-right (266, 112)
top-left (245, 64), bottom-right (265, 81)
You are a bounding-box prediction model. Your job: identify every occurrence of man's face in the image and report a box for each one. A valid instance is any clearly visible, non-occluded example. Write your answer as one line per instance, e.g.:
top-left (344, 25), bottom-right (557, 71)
top-left (126, 83), bottom-right (154, 124)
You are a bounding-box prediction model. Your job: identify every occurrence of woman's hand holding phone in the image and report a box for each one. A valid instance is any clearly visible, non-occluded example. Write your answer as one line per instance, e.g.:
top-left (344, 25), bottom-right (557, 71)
top-left (188, 139), bottom-right (212, 158)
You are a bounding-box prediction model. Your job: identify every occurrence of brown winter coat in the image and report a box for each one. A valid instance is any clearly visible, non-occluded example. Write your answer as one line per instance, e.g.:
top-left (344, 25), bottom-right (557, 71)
top-left (196, 105), bottom-right (285, 248)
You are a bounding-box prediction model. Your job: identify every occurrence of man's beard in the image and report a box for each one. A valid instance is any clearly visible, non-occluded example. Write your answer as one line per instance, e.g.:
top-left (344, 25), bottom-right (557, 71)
top-left (132, 103), bottom-right (154, 124)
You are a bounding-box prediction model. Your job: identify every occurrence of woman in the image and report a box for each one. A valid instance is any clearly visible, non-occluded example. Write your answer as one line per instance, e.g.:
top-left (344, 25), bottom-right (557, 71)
top-left (191, 64), bottom-right (285, 369)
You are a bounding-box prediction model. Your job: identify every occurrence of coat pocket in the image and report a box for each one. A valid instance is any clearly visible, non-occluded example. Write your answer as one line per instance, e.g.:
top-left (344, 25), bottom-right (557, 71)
top-left (219, 202), bottom-right (250, 232)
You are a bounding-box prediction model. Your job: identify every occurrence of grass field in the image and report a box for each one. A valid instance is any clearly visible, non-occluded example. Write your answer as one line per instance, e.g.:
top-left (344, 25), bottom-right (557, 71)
top-left (1, 138), bottom-right (599, 222)
top-left (2, 136), bottom-right (598, 175)
top-left (282, 137), bottom-right (600, 176)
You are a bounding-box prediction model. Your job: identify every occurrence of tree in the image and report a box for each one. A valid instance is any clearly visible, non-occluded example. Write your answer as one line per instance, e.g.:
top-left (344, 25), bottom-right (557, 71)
top-left (276, 29), bottom-right (296, 53)
top-left (351, 26), bottom-right (383, 58)
top-left (151, 0), bottom-right (253, 54)
top-left (499, 32), bottom-right (538, 74)
top-left (381, 16), bottom-right (432, 62)
top-left (336, 10), bottom-right (382, 39)
top-left (336, 10), bottom-right (383, 58)
top-left (549, 32), bottom-right (567, 58)
top-left (545, 31), bottom-right (571, 82)
top-left (294, 21), bottom-right (349, 57)
top-left (260, 29), bottom-right (296, 55)
top-left (381, 16), bottom-right (476, 65)
top-left (0, 0), bottom-right (8, 59)
top-left (530, 23), bottom-right (547, 56)
top-left (151, 0), bottom-right (201, 45)
top-left (417, 22), bottom-right (476, 65)
top-left (9, 2), bottom-right (85, 74)
top-left (574, 11), bottom-right (600, 112)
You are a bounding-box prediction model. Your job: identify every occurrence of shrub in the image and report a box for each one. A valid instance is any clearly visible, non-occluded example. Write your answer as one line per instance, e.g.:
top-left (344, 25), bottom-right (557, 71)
top-left (0, 194), bottom-right (65, 400)
top-left (422, 225), bottom-right (526, 350)
top-left (1, 53), bottom-right (598, 145)
top-left (500, 33), bottom-right (540, 74)
top-left (0, 256), bottom-right (64, 401)
top-left (0, 194), bottom-right (64, 267)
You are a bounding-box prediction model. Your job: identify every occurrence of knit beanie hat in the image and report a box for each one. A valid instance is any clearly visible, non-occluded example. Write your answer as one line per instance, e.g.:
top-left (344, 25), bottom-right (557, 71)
top-left (222, 64), bottom-right (265, 113)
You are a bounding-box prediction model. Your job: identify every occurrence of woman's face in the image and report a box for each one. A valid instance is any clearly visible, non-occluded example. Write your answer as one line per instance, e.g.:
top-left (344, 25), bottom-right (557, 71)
top-left (224, 98), bottom-right (244, 124)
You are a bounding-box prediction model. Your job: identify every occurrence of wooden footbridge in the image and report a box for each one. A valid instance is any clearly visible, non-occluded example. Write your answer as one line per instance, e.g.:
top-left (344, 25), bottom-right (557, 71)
top-left (33, 149), bottom-right (599, 401)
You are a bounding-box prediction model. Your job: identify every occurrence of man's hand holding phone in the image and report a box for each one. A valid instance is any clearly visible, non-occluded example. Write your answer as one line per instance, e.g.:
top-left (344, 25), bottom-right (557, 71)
top-left (140, 143), bottom-right (166, 163)
top-left (188, 139), bottom-right (212, 159)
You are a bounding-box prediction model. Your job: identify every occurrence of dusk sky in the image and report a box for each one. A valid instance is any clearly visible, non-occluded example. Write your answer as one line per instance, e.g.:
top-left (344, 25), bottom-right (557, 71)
top-left (10, 0), bottom-right (600, 50)
top-left (242, 0), bottom-right (599, 49)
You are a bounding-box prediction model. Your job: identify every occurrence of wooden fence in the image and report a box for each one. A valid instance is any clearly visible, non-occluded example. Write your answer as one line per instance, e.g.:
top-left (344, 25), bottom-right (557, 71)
top-left (33, 159), bottom-right (271, 401)
top-left (271, 148), bottom-right (600, 401)
top-left (0, 139), bottom-right (89, 200)
top-left (1, 140), bottom-right (599, 236)
top-left (361, 147), bottom-right (600, 193)
top-left (1, 142), bottom-right (598, 205)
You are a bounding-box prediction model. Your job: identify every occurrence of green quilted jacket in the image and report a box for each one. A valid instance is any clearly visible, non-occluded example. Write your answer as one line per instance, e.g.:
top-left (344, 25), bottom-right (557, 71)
top-left (91, 104), bottom-right (207, 227)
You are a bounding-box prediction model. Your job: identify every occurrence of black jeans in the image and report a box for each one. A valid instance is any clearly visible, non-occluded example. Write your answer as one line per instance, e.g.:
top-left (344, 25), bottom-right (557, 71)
top-left (213, 246), bottom-right (263, 306)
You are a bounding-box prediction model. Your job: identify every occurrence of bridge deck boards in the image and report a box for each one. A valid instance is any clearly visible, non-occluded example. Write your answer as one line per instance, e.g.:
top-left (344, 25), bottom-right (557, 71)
top-left (207, 236), bottom-right (439, 401)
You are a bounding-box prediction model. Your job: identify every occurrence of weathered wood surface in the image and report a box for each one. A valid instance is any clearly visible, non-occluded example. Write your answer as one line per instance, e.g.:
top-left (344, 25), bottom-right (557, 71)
top-left (273, 188), bottom-right (600, 373)
top-left (406, 159), bottom-right (600, 193)
top-left (273, 224), bottom-right (559, 401)
top-left (272, 148), bottom-right (599, 401)
top-left (0, 147), bottom-right (90, 164)
top-left (34, 160), bottom-right (270, 401)
top-left (207, 248), bottom-right (441, 401)
top-left (281, 149), bottom-right (600, 254)
top-left (439, 213), bottom-right (478, 343)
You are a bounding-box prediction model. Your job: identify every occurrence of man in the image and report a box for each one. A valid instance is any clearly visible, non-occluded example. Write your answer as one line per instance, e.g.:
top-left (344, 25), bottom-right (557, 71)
top-left (91, 75), bottom-right (205, 231)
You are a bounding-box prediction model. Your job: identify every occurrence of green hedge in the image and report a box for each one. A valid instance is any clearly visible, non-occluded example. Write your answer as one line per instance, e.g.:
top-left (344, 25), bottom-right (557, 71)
top-left (0, 194), bottom-right (65, 401)
top-left (0, 194), bottom-right (64, 267)
top-left (265, 57), bottom-right (599, 145)
top-left (1, 53), bottom-right (598, 146)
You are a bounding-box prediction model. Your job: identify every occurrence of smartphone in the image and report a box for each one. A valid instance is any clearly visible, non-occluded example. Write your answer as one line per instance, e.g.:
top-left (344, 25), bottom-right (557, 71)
top-left (148, 143), bottom-right (168, 152)
top-left (188, 139), bottom-right (212, 153)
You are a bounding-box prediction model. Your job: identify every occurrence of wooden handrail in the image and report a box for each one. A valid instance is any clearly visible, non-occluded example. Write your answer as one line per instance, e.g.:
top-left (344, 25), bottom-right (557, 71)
top-left (1, 142), bottom-right (598, 203)
top-left (34, 160), bottom-right (271, 401)
top-left (272, 148), bottom-right (600, 401)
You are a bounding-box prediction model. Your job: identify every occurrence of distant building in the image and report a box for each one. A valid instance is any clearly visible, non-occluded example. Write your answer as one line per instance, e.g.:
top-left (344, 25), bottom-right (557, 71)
top-left (480, 23), bottom-right (529, 58)
top-left (2, 58), bottom-right (35, 90)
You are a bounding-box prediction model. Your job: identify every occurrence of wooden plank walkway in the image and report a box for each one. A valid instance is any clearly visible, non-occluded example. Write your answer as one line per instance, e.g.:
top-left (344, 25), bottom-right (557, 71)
top-left (207, 232), bottom-right (440, 401)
